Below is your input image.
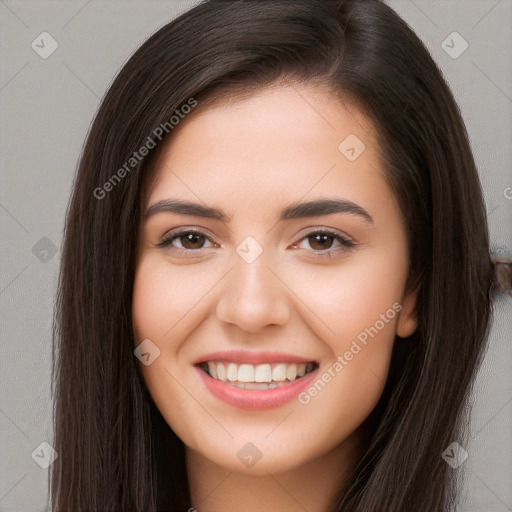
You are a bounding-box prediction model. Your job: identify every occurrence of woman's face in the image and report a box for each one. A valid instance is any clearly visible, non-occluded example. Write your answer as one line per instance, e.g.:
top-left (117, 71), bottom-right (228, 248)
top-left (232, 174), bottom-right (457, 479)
top-left (132, 83), bottom-right (418, 475)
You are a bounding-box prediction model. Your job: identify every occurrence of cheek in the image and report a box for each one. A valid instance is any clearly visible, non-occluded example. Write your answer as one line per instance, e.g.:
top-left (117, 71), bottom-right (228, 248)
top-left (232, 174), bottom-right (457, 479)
top-left (299, 343), bottom-right (393, 452)
top-left (287, 243), bottom-right (407, 417)
top-left (132, 258), bottom-right (210, 446)
top-left (132, 256), bottom-right (214, 342)
top-left (294, 273), bottom-right (401, 445)
top-left (288, 245), bottom-right (408, 349)
top-left (132, 259), bottom-right (167, 341)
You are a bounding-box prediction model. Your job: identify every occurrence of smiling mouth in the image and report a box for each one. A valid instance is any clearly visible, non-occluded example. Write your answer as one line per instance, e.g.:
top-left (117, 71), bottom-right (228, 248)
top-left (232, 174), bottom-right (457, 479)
top-left (198, 361), bottom-right (318, 390)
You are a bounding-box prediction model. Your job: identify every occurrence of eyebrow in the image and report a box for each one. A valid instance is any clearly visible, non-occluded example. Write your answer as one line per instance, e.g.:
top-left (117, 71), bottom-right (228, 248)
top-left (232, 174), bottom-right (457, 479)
top-left (145, 198), bottom-right (374, 224)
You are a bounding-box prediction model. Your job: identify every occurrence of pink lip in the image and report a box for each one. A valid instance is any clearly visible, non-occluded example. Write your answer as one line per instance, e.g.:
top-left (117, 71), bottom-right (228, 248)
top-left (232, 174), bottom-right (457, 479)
top-left (194, 350), bottom-right (316, 365)
top-left (195, 364), bottom-right (320, 410)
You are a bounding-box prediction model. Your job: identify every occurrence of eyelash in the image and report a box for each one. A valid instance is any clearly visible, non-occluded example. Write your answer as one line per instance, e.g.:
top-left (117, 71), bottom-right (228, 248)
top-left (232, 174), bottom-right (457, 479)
top-left (157, 227), bottom-right (356, 258)
top-left (291, 229), bottom-right (356, 257)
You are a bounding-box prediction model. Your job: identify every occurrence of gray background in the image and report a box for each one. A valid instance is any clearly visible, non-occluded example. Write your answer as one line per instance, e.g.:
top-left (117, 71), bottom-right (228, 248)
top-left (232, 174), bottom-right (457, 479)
top-left (0, 1), bottom-right (511, 511)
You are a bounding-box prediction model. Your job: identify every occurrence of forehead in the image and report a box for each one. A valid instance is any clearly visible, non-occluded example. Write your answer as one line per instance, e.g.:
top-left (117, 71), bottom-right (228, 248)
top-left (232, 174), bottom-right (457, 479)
top-left (146, 83), bottom-right (388, 214)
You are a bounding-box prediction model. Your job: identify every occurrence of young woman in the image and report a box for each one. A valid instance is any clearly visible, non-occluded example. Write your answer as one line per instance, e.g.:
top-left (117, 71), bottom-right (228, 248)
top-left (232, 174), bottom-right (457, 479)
top-left (50, 0), bottom-right (503, 510)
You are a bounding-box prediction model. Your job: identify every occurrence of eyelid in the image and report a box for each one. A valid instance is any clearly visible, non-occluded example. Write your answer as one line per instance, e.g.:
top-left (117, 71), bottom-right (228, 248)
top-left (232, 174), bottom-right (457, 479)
top-left (291, 227), bottom-right (355, 254)
top-left (156, 226), bottom-right (219, 250)
top-left (292, 225), bottom-right (354, 244)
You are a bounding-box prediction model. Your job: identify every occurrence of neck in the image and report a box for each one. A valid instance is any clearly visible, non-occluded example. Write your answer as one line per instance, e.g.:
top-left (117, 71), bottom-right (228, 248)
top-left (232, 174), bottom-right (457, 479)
top-left (186, 427), bottom-right (366, 512)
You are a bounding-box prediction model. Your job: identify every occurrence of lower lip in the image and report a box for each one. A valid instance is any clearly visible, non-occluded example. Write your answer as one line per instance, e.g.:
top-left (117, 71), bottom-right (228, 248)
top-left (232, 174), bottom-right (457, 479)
top-left (195, 365), bottom-right (319, 410)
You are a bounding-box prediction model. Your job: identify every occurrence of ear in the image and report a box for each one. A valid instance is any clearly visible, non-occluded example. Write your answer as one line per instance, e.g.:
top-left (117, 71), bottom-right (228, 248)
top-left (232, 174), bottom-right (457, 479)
top-left (396, 275), bottom-right (420, 338)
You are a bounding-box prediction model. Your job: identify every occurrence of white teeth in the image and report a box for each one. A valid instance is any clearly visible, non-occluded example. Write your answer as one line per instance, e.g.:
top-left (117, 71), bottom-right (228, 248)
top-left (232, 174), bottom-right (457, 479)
top-left (216, 363), bottom-right (226, 381)
top-left (207, 362), bottom-right (218, 379)
top-left (238, 364), bottom-right (255, 382)
top-left (203, 361), bottom-right (315, 384)
top-left (232, 381), bottom-right (289, 390)
top-left (227, 363), bottom-right (238, 381)
top-left (286, 363), bottom-right (297, 381)
top-left (254, 364), bottom-right (272, 382)
top-left (272, 363), bottom-right (287, 382)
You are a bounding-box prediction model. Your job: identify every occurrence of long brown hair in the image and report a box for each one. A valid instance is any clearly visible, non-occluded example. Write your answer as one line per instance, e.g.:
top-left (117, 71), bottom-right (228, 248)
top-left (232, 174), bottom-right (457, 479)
top-left (50, 1), bottom-right (494, 510)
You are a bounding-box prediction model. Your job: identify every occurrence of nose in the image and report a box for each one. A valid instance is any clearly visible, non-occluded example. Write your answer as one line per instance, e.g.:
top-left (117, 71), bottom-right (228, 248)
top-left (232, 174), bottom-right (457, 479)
top-left (215, 252), bottom-right (292, 333)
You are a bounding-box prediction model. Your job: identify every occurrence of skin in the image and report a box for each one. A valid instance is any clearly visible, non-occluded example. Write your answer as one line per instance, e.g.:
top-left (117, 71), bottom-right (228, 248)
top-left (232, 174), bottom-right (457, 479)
top-left (132, 82), bottom-right (418, 512)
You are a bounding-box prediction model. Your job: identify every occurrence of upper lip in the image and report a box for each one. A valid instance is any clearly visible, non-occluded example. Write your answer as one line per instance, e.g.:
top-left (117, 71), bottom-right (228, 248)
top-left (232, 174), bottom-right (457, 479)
top-left (194, 350), bottom-right (317, 365)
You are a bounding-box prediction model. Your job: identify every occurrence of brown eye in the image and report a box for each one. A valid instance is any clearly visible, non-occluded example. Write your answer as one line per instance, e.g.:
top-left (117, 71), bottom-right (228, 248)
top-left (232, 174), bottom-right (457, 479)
top-left (308, 233), bottom-right (335, 250)
top-left (292, 230), bottom-right (356, 257)
top-left (179, 232), bottom-right (207, 249)
top-left (157, 229), bottom-right (215, 252)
